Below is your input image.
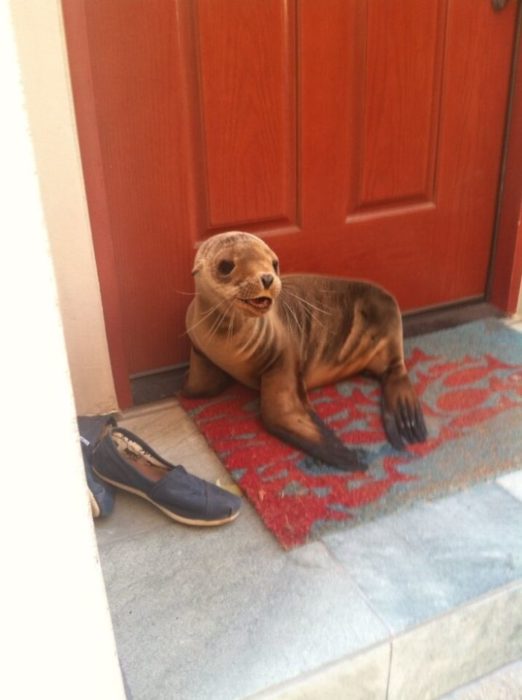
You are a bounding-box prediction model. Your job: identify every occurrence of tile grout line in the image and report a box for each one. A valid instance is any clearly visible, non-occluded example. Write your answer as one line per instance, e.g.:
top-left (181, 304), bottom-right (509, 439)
top-left (241, 637), bottom-right (394, 700)
top-left (320, 539), bottom-right (396, 636)
top-left (320, 540), bottom-right (522, 699)
top-left (385, 578), bottom-right (522, 699)
top-left (385, 639), bottom-right (393, 700)
top-left (319, 538), bottom-right (396, 698)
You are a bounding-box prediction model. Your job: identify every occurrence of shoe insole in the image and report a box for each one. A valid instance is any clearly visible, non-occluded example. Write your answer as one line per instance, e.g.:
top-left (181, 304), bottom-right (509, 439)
top-left (113, 432), bottom-right (168, 483)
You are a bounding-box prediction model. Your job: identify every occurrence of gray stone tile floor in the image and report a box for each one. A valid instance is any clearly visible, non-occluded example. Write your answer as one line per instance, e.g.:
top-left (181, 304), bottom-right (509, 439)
top-left (443, 660), bottom-right (522, 699)
top-left (95, 320), bottom-right (522, 700)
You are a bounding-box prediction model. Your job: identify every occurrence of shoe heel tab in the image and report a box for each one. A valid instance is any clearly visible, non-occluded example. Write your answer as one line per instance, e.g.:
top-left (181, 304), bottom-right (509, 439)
top-left (92, 417), bottom-right (118, 453)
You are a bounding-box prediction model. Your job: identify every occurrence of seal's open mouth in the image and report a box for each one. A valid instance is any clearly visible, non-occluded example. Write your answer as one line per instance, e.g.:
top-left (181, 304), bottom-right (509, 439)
top-left (239, 296), bottom-right (272, 311)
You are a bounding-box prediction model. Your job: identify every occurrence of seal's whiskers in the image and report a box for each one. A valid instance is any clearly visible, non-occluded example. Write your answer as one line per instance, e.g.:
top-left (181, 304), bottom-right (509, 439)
top-left (183, 298), bottom-right (226, 336)
top-left (238, 318), bottom-right (262, 357)
top-left (282, 300), bottom-right (303, 335)
top-left (285, 291), bottom-right (328, 330)
top-left (285, 290), bottom-right (331, 316)
top-left (205, 298), bottom-right (235, 343)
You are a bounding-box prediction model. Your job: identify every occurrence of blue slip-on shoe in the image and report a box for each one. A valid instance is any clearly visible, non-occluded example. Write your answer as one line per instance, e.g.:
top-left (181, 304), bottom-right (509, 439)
top-left (78, 415), bottom-right (117, 518)
top-left (92, 425), bottom-right (241, 526)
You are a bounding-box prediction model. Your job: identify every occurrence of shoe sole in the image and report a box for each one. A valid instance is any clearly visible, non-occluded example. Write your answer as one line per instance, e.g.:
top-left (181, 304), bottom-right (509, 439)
top-left (88, 490), bottom-right (101, 519)
top-left (92, 468), bottom-right (240, 527)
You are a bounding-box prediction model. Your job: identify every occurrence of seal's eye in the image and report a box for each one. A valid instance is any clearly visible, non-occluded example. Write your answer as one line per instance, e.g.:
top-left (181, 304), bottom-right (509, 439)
top-left (272, 260), bottom-right (279, 274)
top-left (217, 259), bottom-right (235, 276)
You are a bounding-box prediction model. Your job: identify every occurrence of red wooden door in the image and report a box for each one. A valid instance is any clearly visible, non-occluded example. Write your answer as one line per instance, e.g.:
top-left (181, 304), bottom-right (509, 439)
top-left (63, 0), bottom-right (518, 380)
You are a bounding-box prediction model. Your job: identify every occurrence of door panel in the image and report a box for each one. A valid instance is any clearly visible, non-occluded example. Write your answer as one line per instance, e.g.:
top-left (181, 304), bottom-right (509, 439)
top-left (358, 0), bottom-right (445, 208)
top-left (63, 0), bottom-right (517, 375)
top-left (197, 0), bottom-right (297, 231)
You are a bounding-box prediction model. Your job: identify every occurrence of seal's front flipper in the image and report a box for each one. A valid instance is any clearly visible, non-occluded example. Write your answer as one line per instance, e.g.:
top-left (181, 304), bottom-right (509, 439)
top-left (181, 345), bottom-right (233, 398)
top-left (266, 411), bottom-right (367, 471)
top-left (381, 372), bottom-right (427, 450)
top-left (260, 360), bottom-right (367, 472)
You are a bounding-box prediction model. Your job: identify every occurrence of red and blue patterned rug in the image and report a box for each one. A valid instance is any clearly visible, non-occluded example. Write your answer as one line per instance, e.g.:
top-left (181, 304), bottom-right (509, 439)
top-left (179, 320), bottom-right (522, 548)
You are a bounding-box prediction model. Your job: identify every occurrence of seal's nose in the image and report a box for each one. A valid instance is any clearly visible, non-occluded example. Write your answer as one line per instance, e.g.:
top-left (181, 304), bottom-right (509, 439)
top-left (261, 274), bottom-right (274, 289)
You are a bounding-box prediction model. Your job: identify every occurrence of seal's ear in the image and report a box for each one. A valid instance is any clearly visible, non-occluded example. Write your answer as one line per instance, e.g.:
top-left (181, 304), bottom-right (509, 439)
top-left (192, 262), bottom-right (201, 276)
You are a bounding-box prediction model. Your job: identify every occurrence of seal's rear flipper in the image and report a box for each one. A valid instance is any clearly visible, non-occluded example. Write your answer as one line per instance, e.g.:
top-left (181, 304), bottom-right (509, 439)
top-left (381, 373), bottom-right (427, 450)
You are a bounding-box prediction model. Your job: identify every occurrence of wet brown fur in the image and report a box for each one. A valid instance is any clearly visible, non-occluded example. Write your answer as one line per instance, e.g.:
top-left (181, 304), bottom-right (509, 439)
top-left (182, 232), bottom-right (427, 470)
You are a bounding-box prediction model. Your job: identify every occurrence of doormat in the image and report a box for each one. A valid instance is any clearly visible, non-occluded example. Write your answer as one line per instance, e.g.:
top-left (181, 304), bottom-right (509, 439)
top-left (179, 319), bottom-right (522, 548)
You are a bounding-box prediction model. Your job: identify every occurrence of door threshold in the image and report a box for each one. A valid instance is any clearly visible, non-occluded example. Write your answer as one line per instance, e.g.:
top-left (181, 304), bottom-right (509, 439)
top-left (131, 365), bottom-right (188, 407)
top-left (402, 300), bottom-right (504, 338)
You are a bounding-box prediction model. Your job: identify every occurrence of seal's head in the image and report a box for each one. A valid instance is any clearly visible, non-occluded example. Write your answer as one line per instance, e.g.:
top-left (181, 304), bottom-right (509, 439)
top-left (192, 231), bottom-right (282, 317)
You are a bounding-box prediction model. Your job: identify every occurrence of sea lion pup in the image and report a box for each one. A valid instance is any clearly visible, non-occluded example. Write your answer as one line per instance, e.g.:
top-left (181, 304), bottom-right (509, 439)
top-left (182, 231), bottom-right (427, 471)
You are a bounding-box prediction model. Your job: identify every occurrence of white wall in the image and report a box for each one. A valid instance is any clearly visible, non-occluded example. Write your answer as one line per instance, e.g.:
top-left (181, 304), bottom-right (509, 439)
top-left (10, 0), bottom-right (118, 416)
top-left (1, 3), bottom-right (125, 697)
